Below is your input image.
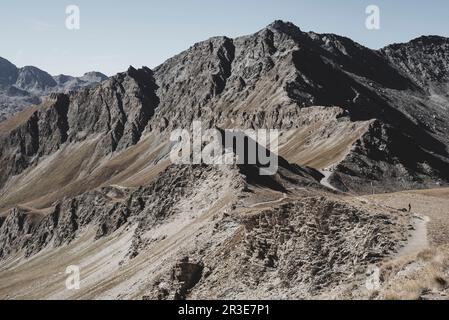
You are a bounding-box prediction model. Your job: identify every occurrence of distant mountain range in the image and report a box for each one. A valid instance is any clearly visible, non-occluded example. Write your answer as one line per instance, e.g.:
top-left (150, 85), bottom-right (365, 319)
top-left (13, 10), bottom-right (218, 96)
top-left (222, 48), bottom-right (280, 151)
top-left (0, 57), bottom-right (107, 121)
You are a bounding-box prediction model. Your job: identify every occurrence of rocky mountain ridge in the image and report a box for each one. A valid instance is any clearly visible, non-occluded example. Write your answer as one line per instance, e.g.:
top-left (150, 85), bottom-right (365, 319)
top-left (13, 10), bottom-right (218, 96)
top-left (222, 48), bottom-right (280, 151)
top-left (0, 21), bottom-right (448, 205)
top-left (0, 57), bottom-right (107, 121)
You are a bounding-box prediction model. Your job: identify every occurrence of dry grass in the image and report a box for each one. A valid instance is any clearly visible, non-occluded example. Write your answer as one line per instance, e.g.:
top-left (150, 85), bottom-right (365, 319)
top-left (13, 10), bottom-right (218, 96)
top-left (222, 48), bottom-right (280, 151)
top-left (0, 97), bottom-right (58, 136)
top-left (368, 189), bottom-right (449, 247)
top-left (0, 106), bottom-right (39, 136)
top-left (362, 188), bottom-right (449, 300)
top-left (0, 138), bottom-right (101, 212)
top-left (0, 226), bottom-right (136, 299)
top-left (378, 246), bottom-right (449, 300)
top-left (278, 114), bottom-right (371, 169)
top-left (0, 133), bottom-right (171, 214)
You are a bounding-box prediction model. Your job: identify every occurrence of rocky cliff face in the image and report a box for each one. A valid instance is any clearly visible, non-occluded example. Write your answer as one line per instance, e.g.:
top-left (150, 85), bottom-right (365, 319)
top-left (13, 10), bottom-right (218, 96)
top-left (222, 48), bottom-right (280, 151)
top-left (65, 66), bottom-right (158, 152)
top-left (382, 36), bottom-right (449, 90)
top-left (0, 67), bottom-right (156, 190)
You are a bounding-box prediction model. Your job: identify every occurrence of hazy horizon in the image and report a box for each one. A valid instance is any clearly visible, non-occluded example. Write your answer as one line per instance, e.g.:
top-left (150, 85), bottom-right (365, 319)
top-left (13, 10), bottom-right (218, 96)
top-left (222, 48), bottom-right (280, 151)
top-left (2, 0), bottom-right (449, 77)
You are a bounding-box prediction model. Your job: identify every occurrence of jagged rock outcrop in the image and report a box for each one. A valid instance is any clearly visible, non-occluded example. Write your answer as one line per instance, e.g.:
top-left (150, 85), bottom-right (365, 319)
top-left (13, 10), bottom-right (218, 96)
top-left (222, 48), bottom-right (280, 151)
top-left (0, 93), bottom-right (70, 186)
top-left (145, 195), bottom-right (410, 300)
top-left (65, 66), bottom-right (159, 152)
top-left (382, 36), bottom-right (449, 89)
top-left (0, 67), bottom-right (158, 190)
top-left (330, 121), bottom-right (449, 193)
top-left (148, 257), bottom-right (204, 300)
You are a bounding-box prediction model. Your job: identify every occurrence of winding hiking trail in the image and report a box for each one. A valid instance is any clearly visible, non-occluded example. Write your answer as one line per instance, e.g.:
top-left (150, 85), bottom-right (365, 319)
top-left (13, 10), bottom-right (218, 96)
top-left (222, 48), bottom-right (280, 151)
top-left (397, 214), bottom-right (430, 257)
top-left (248, 193), bottom-right (288, 208)
top-left (317, 169), bottom-right (432, 258)
top-left (320, 170), bottom-right (339, 191)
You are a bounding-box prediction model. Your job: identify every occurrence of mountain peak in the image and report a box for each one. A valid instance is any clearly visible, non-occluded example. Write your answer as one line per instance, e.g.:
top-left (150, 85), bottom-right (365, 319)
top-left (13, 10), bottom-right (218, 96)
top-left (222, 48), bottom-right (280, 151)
top-left (0, 56), bottom-right (18, 86)
top-left (124, 65), bottom-right (152, 79)
top-left (80, 71), bottom-right (108, 83)
top-left (381, 34), bottom-right (449, 86)
top-left (265, 20), bottom-right (303, 37)
top-left (410, 35), bottom-right (449, 43)
top-left (0, 56), bottom-right (16, 68)
top-left (267, 20), bottom-right (301, 31)
top-left (383, 35), bottom-right (449, 51)
top-left (16, 65), bottom-right (57, 91)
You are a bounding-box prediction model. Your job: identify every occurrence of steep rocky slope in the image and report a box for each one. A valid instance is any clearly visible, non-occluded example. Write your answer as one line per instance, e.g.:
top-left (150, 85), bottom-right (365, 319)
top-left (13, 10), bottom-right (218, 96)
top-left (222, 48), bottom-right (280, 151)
top-left (382, 36), bottom-right (449, 90)
top-left (0, 67), bottom-right (159, 213)
top-left (0, 160), bottom-right (411, 299)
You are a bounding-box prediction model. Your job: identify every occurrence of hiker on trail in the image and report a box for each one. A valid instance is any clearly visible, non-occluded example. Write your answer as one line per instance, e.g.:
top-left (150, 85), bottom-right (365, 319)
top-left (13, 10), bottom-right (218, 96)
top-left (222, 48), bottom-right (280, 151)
top-left (408, 204), bottom-right (412, 212)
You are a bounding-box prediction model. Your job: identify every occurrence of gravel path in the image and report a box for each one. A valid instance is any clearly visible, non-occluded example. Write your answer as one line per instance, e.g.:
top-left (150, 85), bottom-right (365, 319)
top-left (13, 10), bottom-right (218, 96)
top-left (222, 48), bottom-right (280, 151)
top-left (396, 215), bottom-right (430, 257)
top-left (320, 170), bottom-right (338, 191)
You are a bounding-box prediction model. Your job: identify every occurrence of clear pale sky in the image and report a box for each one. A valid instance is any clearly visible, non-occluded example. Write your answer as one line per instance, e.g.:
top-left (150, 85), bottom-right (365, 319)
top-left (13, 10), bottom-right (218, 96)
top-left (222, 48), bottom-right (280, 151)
top-left (1, 0), bottom-right (448, 76)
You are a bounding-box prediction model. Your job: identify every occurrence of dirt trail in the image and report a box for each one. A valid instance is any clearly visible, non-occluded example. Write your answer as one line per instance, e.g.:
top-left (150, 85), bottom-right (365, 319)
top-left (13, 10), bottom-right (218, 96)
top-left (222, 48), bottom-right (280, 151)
top-left (320, 170), bottom-right (338, 191)
top-left (247, 193), bottom-right (287, 208)
top-left (396, 214), bottom-right (430, 257)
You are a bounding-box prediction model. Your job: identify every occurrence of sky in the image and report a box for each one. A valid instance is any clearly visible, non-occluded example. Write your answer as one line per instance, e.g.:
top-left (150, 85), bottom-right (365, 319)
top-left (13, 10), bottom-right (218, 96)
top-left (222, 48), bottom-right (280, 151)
top-left (1, 0), bottom-right (448, 76)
